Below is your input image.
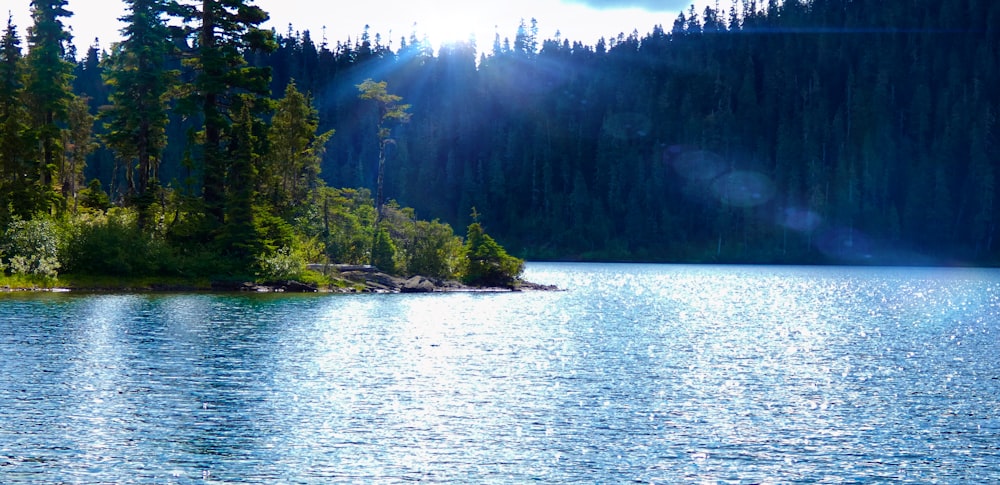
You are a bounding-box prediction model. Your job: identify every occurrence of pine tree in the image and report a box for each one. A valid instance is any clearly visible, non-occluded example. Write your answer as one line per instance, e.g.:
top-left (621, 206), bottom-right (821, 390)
top-left (24, 0), bottom-right (76, 214)
top-left (101, 0), bottom-right (178, 205)
top-left (357, 79), bottom-right (410, 267)
top-left (179, 0), bottom-right (276, 227)
top-left (356, 78), bottom-right (411, 223)
top-left (0, 16), bottom-right (35, 222)
top-left (263, 80), bottom-right (333, 217)
top-left (218, 96), bottom-right (263, 267)
top-left (463, 218), bottom-right (524, 288)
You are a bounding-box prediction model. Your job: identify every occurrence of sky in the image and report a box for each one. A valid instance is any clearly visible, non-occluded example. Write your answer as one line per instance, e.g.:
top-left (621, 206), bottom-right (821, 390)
top-left (8, 0), bottom-right (714, 55)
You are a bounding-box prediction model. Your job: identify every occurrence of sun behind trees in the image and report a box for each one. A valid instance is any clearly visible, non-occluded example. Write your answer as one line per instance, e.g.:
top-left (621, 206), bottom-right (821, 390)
top-left (0, 0), bottom-right (525, 290)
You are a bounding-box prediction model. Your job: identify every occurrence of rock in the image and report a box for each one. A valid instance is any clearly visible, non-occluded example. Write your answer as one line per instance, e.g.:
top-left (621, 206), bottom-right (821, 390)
top-left (516, 280), bottom-right (561, 291)
top-left (401, 276), bottom-right (436, 293)
top-left (211, 280), bottom-right (258, 292)
top-left (273, 280), bottom-right (319, 293)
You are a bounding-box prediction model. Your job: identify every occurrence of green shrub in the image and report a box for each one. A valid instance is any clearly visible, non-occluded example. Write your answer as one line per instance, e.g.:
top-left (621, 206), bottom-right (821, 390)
top-left (78, 179), bottom-right (111, 212)
top-left (408, 219), bottom-right (465, 280)
top-left (462, 222), bottom-right (524, 287)
top-left (372, 228), bottom-right (398, 274)
top-left (61, 209), bottom-right (174, 277)
top-left (2, 217), bottom-right (62, 278)
top-left (255, 246), bottom-right (305, 281)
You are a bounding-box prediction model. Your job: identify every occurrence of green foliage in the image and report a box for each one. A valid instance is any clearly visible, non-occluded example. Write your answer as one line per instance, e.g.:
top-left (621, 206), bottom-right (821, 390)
top-left (255, 246), bottom-right (303, 281)
top-left (407, 219), bottom-right (465, 280)
top-left (356, 79), bottom-right (412, 136)
top-left (24, 0), bottom-right (77, 213)
top-left (1, 217), bottom-right (62, 278)
top-left (238, 1), bottom-right (1000, 264)
top-left (310, 187), bottom-right (375, 266)
top-left (78, 179), bottom-right (111, 211)
top-left (463, 222), bottom-right (524, 287)
top-left (371, 202), bottom-right (465, 279)
top-left (0, 16), bottom-right (38, 224)
top-left (178, 0), bottom-right (276, 227)
top-left (357, 78), bottom-right (410, 222)
top-left (100, 0), bottom-right (177, 200)
top-left (15, 0), bottom-right (999, 284)
top-left (216, 97), bottom-right (267, 267)
top-left (263, 80), bottom-right (333, 218)
top-left (60, 208), bottom-right (174, 276)
top-left (371, 228), bottom-right (397, 274)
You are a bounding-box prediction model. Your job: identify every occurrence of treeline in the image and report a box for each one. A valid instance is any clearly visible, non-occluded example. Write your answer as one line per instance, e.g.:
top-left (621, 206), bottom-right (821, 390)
top-left (235, 0), bottom-right (994, 265)
top-left (0, 0), bottom-right (522, 287)
top-left (9, 0), bottom-right (1000, 272)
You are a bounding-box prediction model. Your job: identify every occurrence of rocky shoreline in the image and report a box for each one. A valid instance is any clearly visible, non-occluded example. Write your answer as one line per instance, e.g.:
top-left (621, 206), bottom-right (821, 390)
top-left (1, 264), bottom-right (559, 293)
top-left (298, 264), bottom-right (559, 294)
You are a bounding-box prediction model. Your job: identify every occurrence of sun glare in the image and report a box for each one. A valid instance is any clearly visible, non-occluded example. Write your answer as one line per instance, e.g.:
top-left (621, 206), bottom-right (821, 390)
top-left (423, 15), bottom-right (476, 46)
top-left (412, 9), bottom-right (486, 52)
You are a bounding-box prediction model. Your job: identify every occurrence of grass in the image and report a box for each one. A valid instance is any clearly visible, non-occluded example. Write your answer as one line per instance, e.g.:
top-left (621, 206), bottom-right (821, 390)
top-left (2, 269), bottom-right (367, 293)
top-left (0, 274), bottom-right (60, 291)
top-left (49, 274), bottom-right (214, 291)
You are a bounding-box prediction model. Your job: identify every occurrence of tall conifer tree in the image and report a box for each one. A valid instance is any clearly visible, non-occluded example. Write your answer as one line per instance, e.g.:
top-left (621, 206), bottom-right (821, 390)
top-left (179, 0), bottom-right (276, 228)
top-left (0, 16), bottom-right (34, 222)
top-left (102, 0), bottom-right (178, 204)
top-left (263, 81), bottom-right (333, 218)
top-left (356, 78), bottom-right (410, 223)
top-left (25, 0), bottom-right (76, 213)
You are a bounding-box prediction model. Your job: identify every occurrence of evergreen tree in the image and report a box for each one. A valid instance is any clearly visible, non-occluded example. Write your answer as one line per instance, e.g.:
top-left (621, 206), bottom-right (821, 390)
top-left (178, 0), bottom-right (276, 227)
top-left (356, 78), bottom-right (410, 222)
top-left (357, 78), bottom-right (410, 266)
top-left (101, 0), bottom-right (178, 206)
top-left (218, 96), bottom-right (264, 268)
top-left (371, 227), bottom-right (397, 273)
top-left (24, 0), bottom-right (76, 214)
top-left (20, 0), bottom-right (992, 268)
top-left (0, 16), bottom-right (35, 222)
top-left (263, 80), bottom-right (333, 218)
top-left (463, 217), bottom-right (524, 288)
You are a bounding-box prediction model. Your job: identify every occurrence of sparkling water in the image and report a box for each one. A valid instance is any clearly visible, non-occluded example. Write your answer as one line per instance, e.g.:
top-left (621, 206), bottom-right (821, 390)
top-left (2, 263), bottom-right (999, 482)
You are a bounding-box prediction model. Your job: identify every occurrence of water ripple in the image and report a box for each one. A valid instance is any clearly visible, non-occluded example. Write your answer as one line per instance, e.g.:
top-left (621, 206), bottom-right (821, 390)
top-left (2, 265), bottom-right (1000, 482)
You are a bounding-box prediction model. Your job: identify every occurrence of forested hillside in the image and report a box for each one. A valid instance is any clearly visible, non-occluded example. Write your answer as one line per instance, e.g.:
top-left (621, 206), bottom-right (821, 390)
top-left (231, 0), bottom-right (996, 265)
top-left (12, 0), bottom-right (1000, 272)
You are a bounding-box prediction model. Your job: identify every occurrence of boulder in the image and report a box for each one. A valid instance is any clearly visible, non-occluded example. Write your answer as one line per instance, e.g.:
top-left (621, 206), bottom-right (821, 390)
top-left (401, 276), bottom-right (437, 293)
top-left (274, 280), bottom-right (319, 293)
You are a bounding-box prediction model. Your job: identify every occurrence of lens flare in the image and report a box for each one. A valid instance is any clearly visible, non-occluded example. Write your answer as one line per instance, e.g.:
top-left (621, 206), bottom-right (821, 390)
top-left (710, 171), bottom-right (775, 208)
top-left (815, 227), bottom-right (874, 262)
top-left (779, 207), bottom-right (823, 233)
top-left (672, 149), bottom-right (727, 182)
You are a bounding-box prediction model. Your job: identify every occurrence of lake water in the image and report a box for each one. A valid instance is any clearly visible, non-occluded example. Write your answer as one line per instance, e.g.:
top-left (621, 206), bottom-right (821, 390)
top-left (2, 263), bottom-right (999, 483)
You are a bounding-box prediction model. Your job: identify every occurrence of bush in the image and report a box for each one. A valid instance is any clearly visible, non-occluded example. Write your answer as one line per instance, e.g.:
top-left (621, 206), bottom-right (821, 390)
top-left (61, 209), bottom-right (174, 277)
top-left (2, 218), bottom-right (62, 278)
top-left (408, 219), bottom-right (465, 280)
top-left (371, 228), bottom-right (398, 274)
top-left (78, 179), bottom-right (111, 212)
top-left (255, 246), bottom-right (306, 281)
top-left (462, 222), bottom-right (524, 287)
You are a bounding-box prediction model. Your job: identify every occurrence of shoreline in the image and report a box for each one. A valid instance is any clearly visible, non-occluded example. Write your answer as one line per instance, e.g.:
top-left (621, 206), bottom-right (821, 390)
top-left (0, 268), bottom-right (559, 294)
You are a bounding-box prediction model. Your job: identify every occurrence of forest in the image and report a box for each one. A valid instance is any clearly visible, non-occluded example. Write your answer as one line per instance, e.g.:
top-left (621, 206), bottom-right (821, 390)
top-left (0, 0), bottom-right (522, 288)
top-left (2, 0), bottom-right (999, 289)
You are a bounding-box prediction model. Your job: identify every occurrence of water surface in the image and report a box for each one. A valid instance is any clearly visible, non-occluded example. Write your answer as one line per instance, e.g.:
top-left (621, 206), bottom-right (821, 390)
top-left (2, 263), bottom-right (999, 482)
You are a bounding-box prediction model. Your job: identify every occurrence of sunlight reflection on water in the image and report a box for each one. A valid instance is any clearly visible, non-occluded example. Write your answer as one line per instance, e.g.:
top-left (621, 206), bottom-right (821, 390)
top-left (1, 264), bottom-right (1000, 482)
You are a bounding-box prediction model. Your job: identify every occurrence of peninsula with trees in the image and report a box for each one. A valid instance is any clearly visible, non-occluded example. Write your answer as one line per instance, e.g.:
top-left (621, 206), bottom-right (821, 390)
top-left (1, 0), bottom-right (527, 291)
